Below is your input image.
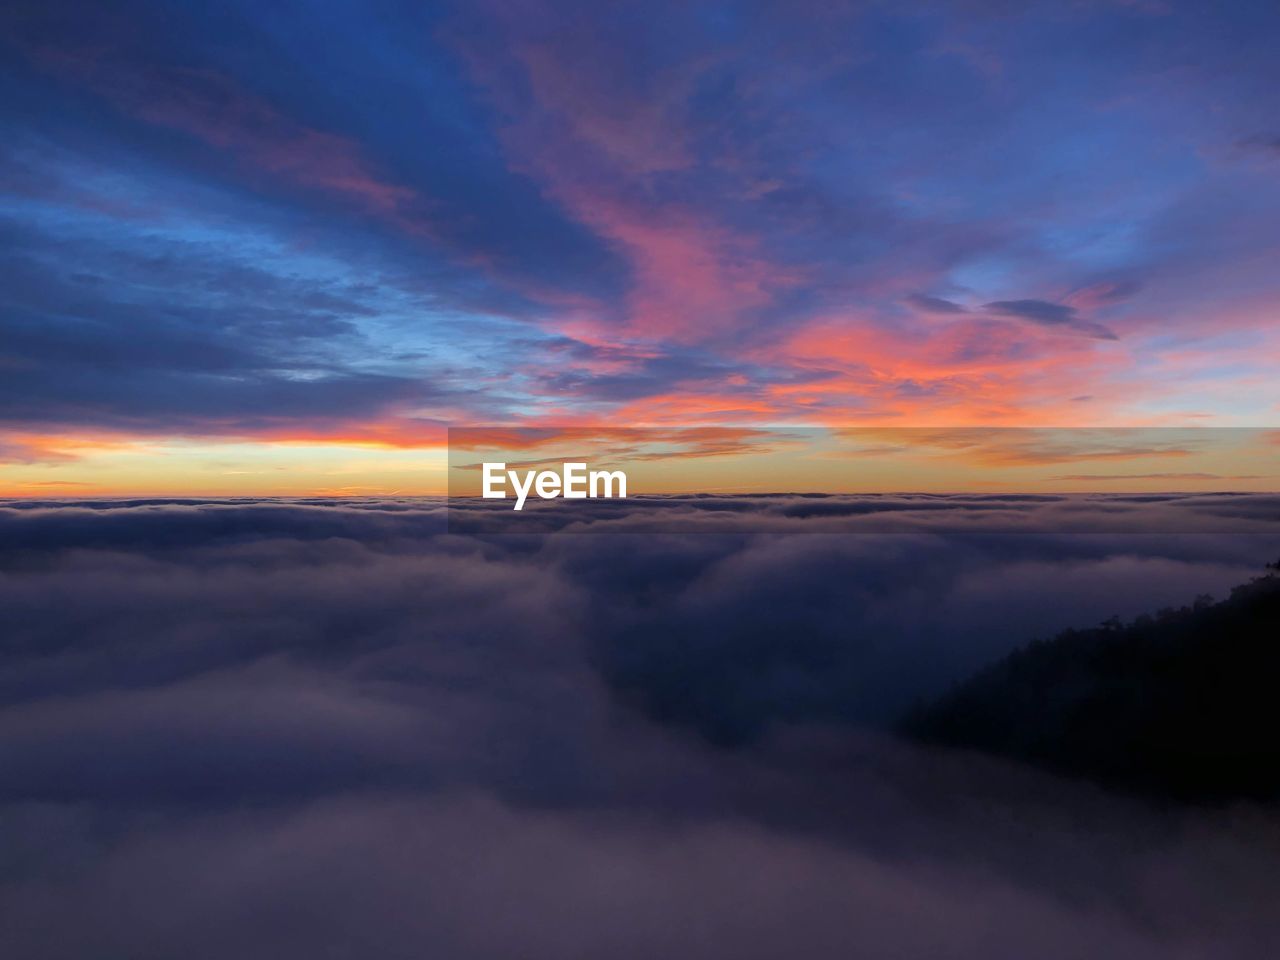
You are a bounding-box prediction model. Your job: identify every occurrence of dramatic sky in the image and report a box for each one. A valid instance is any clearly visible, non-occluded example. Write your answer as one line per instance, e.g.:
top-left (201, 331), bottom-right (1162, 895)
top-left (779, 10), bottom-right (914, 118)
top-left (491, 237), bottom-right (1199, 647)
top-left (3, 0), bottom-right (1280, 493)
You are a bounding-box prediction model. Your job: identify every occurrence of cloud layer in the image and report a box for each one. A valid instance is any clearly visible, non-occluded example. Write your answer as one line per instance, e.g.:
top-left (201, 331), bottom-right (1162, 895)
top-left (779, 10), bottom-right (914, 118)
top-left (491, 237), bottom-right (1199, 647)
top-left (2, 500), bottom-right (1279, 956)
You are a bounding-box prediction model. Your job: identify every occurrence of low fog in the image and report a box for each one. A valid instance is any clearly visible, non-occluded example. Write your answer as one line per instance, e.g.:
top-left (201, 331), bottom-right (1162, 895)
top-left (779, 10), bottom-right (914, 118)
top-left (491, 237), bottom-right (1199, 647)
top-left (1, 498), bottom-right (1278, 958)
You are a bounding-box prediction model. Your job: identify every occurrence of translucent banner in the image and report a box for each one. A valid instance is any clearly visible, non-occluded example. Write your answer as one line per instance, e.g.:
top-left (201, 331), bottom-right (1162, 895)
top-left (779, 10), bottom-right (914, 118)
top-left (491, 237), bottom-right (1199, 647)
top-left (447, 427), bottom-right (1280, 534)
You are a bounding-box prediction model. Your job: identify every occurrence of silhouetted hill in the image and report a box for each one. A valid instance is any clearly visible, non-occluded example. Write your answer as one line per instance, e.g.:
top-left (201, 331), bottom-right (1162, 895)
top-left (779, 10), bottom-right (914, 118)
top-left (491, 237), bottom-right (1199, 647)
top-left (903, 560), bottom-right (1280, 803)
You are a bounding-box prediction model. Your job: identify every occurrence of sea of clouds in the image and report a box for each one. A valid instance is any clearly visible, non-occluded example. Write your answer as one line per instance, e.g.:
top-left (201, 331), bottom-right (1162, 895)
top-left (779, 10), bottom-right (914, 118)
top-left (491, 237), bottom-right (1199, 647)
top-left (2, 497), bottom-right (1279, 958)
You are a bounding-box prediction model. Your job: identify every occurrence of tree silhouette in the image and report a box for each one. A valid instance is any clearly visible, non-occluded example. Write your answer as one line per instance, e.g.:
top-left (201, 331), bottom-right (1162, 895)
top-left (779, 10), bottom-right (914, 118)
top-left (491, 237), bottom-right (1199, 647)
top-left (903, 559), bottom-right (1280, 803)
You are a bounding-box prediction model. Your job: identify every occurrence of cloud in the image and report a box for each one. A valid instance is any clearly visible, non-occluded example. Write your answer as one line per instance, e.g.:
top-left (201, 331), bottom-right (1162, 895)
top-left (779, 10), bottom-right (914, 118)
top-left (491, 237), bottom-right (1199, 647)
top-left (905, 294), bottom-right (969, 315)
top-left (1238, 134), bottom-right (1280, 155)
top-left (0, 438), bottom-right (79, 465)
top-left (1051, 472), bottom-right (1267, 482)
top-left (3, 789), bottom-right (1255, 960)
top-left (0, 215), bottom-right (500, 435)
top-left (1, 500), bottom-right (1279, 955)
top-left (50, 61), bottom-right (420, 221)
top-left (9, 0), bottom-right (1280, 436)
top-left (1066, 280), bottom-right (1143, 309)
top-left (984, 300), bottom-right (1118, 340)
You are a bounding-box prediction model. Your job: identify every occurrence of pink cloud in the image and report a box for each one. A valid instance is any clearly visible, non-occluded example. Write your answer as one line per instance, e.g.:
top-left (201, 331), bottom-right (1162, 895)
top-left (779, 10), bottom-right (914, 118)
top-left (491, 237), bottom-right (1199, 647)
top-left (450, 10), bottom-right (800, 343)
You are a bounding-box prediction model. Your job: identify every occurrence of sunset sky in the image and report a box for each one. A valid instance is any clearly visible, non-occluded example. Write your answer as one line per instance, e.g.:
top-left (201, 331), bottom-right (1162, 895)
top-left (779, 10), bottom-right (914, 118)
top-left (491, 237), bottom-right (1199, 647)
top-left (3, 0), bottom-right (1280, 495)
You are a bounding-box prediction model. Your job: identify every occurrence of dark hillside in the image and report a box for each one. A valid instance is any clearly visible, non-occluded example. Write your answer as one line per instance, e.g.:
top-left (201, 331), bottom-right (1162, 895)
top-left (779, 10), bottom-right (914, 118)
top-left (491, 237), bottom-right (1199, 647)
top-left (903, 561), bottom-right (1280, 803)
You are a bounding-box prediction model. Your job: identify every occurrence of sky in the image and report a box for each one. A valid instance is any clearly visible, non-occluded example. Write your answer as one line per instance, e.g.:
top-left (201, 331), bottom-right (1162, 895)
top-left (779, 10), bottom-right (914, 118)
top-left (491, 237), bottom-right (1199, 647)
top-left (3, 0), bottom-right (1280, 494)
top-left (4, 7), bottom-right (1280, 948)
